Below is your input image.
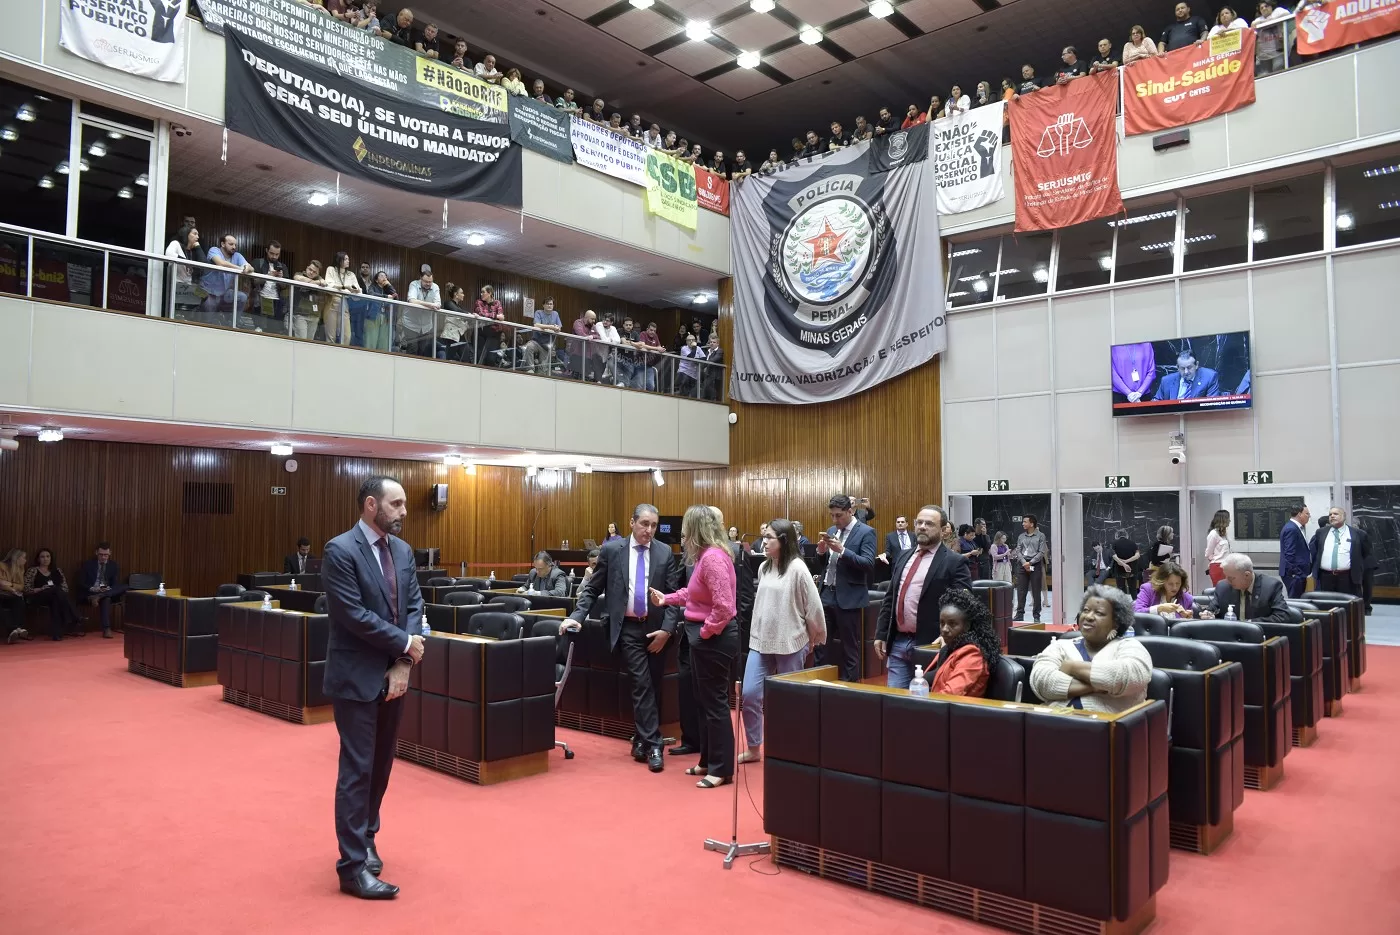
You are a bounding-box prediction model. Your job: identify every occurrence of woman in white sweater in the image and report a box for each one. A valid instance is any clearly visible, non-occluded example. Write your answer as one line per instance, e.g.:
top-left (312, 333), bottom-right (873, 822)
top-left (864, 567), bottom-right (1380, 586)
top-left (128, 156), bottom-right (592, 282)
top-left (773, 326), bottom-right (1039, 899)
top-left (738, 518), bottom-right (825, 763)
top-left (1030, 585), bottom-right (1152, 714)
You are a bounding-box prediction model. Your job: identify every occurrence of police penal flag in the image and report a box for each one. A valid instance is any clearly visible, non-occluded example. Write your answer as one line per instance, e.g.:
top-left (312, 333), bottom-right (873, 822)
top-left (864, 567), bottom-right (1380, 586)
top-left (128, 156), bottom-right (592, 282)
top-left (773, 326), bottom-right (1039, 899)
top-left (729, 143), bottom-right (944, 405)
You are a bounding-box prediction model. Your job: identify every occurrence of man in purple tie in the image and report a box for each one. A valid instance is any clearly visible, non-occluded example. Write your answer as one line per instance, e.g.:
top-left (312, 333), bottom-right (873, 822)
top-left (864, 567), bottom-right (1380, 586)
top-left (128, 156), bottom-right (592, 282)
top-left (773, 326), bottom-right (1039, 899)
top-left (569, 503), bottom-right (682, 772)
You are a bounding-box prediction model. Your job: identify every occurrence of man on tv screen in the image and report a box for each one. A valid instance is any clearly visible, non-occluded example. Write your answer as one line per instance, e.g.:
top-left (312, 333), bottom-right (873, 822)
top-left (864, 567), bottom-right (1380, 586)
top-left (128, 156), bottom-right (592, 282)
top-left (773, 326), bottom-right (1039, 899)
top-left (1154, 349), bottom-right (1220, 400)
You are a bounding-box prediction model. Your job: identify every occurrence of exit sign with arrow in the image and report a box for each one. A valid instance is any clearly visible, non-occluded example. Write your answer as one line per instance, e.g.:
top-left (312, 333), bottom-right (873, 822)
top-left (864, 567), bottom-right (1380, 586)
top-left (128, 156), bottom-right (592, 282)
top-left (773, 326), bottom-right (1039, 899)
top-left (1243, 471), bottom-right (1274, 485)
top-left (1105, 475), bottom-right (1130, 489)
top-left (987, 479), bottom-right (1010, 492)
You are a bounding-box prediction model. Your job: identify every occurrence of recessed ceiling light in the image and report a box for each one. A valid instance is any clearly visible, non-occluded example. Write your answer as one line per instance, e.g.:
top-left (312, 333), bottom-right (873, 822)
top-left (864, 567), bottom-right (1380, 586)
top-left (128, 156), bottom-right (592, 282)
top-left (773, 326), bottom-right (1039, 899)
top-left (869, 1), bottom-right (894, 17)
top-left (1336, 212), bottom-right (1355, 230)
top-left (737, 50), bottom-right (760, 68)
top-left (1098, 256), bottom-right (1114, 270)
top-left (589, 265), bottom-right (606, 279)
top-left (37, 175), bottom-right (54, 189)
top-left (117, 187), bottom-right (133, 199)
top-left (1033, 267), bottom-right (1049, 283)
top-left (16, 104), bottom-right (36, 122)
top-left (1107, 210), bottom-right (1176, 227)
top-left (87, 141), bottom-right (107, 157)
top-left (800, 26), bottom-right (822, 44)
top-left (308, 191), bottom-right (329, 206)
top-left (270, 443), bottom-right (294, 456)
top-left (107, 130), bottom-right (124, 140)
top-left (134, 172), bottom-right (148, 186)
top-left (1, 126), bottom-right (16, 141)
top-left (466, 232), bottom-right (486, 246)
top-left (750, 0), bottom-right (775, 12)
top-left (37, 427), bottom-right (63, 443)
top-left (692, 293), bottom-right (708, 304)
top-left (1252, 227), bottom-right (1268, 242)
top-left (56, 160), bottom-right (70, 175)
top-left (686, 20), bottom-right (711, 40)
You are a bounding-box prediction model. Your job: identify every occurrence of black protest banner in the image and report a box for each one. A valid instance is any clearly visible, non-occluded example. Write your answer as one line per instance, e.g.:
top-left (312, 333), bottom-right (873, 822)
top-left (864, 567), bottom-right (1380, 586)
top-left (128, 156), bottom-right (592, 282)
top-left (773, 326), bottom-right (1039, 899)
top-left (867, 122), bottom-right (929, 174)
top-left (224, 29), bottom-right (521, 206)
top-left (508, 96), bottom-right (573, 163)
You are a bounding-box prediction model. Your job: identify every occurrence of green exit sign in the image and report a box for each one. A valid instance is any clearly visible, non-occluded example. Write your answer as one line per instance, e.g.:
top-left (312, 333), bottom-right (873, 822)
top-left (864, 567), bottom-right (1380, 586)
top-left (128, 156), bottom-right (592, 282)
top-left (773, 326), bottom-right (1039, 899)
top-left (1104, 475), bottom-right (1130, 489)
top-left (1243, 470), bottom-right (1274, 485)
top-left (987, 479), bottom-right (1010, 492)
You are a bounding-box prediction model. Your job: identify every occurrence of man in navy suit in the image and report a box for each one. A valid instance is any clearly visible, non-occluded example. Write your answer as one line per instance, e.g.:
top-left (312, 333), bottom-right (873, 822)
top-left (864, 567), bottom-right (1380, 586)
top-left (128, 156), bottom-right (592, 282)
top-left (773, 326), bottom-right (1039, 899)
top-left (874, 506), bottom-right (972, 688)
top-left (882, 515), bottom-right (915, 565)
top-left (1309, 506), bottom-right (1370, 598)
top-left (816, 494), bottom-right (877, 681)
top-left (1153, 349), bottom-right (1220, 401)
top-left (77, 542), bottom-right (126, 638)
top-left (569, 503), bottom-right (681, 772)
top-left (323, 476), bottom-right (425, 900)
top-left (1278, 503), bottom-right (1312, 598)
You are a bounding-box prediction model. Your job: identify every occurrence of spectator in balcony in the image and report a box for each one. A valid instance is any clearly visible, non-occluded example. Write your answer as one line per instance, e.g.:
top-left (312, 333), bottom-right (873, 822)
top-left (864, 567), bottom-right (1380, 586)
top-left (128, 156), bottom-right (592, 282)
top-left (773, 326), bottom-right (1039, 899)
top-left (946, 86), bottom-right (971, 115)
top-left (801, 129), bottom-right (822, 157)
top-left (556, 88), bottom-right (581, 113)
top-left (608, 113), bottom-right (625, 132)
top-left (662, 130), bottom-right (681, 154)
top-left (874, 106), bottom-right (897, 135)
top-left (200, 234), bottom-right (254, 327)
top-left (386, 8), bottom-right (413, 46)
top-left (523, 295), bottom-right (562, 376)
top-left (401, 267), bottom-right (441, 357)
top-left (677, 332), bottom-right (705, 398)
top-left (691, 318), bottom-right (710, 345)
top-left (449, 39), bottom-right (471, 71)
top-left (363, 270), bottom-right (396, 352)
top-left (472, 284), bottom-right (506, 364)
top-left (164, 223), bottom-right (199, 318)
top-left (351, 1), bottom-right (380, 32)
top-left (636, 321), bottom-right (662, 391)
top-left (501, 67), bottom-right (527, 96)
top-left (1090, 37), bottom-right (1121, 72)
top-left (644, 123), bottom-right (664, 147)
top-left (927, 94), bottom-right (944, 121)
top-left (707, 150), bottom-right (730, 179)
top-left (901, 104), bottom-right (926, 129)
top-left (1209, 5), bottom-right (1248, 36)
top-left (1056, 46), bottom-right (1088, 83)
top-left (974, 81), bottom-right (994, 107)
top-left (251, 240), bottom-right (288, 333)
top-left (852, 115), bottom-right (873, 141)
top-left (700, 332), bottom-right (724, 400)
top-left (1124, 23), bottom-right (1159, 63)
top-left (584, 98), bottom-right (607, 123)
top-left (1161, 2), bottom-right (1210, 52)
top-left (571, 309), bottom-right (598, 380)
top-left (1253, 2), bottom-right (1292, 75)
top-left (626, 114), bottom-right (645, 138)
top-left (531, 79), bottom-right (550, 104)
top-left (689, 142), bottom-right (704, 164)
top-left (593, 312), bottom-right (623, 383)
top-left (292, 259), bottom-right (327, 340)
top-left (414, 22), bottom-right (440, 58)
top-left (1017, 63), bottom-right (1042, 94)
top-left (827, 121), bottom-right (847, 150)
top-left (731, 150), bottom-right (753, 181)
top-left (321, 251), bottom-right (361, 345)
top-left (438, 283), bottom-right (470, 360)
top-left (475, 54), bottom-right (503, 83)
top-left (615, 316), bottom-right (642, 387)
top-left (760, 149), bottom-right (783, 172)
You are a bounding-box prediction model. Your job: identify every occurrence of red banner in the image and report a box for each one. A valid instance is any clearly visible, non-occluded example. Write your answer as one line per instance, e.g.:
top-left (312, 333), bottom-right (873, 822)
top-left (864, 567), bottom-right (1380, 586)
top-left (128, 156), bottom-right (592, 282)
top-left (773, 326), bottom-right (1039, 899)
top-left (1297, 0), bottom-right (1400, 55)
top-left (1123, 28), bottom-right (1256, 135)
top-left (1010, 70), bottom-right (1123, 233)
top-left (694, 164), bottom-right (730, 215)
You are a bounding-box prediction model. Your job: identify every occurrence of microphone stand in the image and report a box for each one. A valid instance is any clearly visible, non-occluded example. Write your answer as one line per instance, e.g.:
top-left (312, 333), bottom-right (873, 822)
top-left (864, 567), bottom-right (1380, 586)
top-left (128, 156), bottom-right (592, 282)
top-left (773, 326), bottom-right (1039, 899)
top-left (703, 675), bottom-right (769, 869)
top-left (530, 503), bottom-right (546, 557)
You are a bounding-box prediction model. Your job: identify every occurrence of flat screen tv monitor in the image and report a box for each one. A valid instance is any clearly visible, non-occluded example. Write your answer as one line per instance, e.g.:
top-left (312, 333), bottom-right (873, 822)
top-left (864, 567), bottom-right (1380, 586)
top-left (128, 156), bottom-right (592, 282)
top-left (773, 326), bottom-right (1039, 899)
top-left (1111, 330), bottom-right (1252, 417)
top-left (655, 515), bottom-right (684, 545)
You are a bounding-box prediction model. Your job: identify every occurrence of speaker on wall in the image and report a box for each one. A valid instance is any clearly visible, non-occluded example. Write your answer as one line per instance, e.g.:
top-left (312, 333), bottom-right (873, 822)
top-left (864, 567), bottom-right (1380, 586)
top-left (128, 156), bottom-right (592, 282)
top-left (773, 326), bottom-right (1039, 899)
top-left (429, 483), bottom-right (448, 512)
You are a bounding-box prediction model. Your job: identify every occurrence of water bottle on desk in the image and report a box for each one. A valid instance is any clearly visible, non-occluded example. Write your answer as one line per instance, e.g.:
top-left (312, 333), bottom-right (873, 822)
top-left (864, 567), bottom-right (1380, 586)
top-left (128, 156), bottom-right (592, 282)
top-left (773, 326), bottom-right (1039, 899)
top-left (156, 582), bottom-right (166, 597)
top-left (909, 665), bottom-right (929, 697)
top-left (1224, 605), bottom-right (1238, 621)
top-left (420, 613), bottom-right (430, 637)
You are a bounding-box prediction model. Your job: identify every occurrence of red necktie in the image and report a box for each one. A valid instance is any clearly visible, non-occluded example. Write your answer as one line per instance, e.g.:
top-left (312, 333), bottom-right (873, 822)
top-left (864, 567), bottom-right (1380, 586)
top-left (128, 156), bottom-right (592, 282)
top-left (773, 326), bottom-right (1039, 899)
top-left (897, 549), bottom-right (931, 632)
top-left (376, 538), bottom-right (398, 619)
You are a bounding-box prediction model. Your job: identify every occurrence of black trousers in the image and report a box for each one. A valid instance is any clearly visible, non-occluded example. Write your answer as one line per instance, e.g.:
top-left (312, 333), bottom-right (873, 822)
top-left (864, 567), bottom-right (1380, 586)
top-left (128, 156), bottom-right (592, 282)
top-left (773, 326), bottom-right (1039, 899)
top-left (618, 620), bottom-right (666, 748)
top-left (1015, 564), bottom-right (1044, 621)
top-left (687, 621), bottom-right (739, 779)
top-left (1316, 570), bottom-right (1362, 598)
top-left (676, 631), bottom-right (701, 748)
top-left (818, 592), bottom-right (862, 681)
top-left (332, 694), bottom-right (405, 879)
top-left (28, 589), bottom-right (80, 638)
top-left (0, 593), bottom-right (25, 635)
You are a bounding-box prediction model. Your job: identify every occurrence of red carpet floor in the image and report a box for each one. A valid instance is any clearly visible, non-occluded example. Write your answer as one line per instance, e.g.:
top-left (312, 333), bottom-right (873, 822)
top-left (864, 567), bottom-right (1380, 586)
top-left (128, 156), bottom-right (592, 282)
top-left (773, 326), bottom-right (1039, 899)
top-left (5, 639), bottom-right (1400, 935)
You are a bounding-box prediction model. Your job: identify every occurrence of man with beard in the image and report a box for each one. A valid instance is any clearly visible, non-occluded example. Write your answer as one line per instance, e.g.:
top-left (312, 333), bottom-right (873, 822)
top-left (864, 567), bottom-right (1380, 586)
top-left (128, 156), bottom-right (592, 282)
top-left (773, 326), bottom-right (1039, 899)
top-left (323, 476), bottom-right (425, 899)
top-left (873, 506), bottom-right (972, 688)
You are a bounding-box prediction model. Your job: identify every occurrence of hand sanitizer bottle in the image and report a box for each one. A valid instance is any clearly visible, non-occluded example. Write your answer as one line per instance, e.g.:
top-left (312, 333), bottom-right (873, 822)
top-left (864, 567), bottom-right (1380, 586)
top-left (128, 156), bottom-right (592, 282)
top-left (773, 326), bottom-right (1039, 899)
top-left (261, 593), bottom-right (272, 611)
top-left (909, 665), bottom-right (930, 697)
top-left (289, 578), bottom-right (297, 591)
top-left (156, 582), bottom-right (166, 597)
top-left (420, 613), bottom-right (430, 637)
top-left (1224, 604), bottom-right (1238, 621)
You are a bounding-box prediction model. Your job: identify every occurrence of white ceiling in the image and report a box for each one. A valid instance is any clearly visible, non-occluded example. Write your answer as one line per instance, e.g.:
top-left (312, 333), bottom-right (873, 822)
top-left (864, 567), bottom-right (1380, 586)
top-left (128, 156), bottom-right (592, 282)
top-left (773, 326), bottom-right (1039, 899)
top-left (168, 124), bottom-right (722, 309)
top-left (0, 409), bottom-right (713, 473)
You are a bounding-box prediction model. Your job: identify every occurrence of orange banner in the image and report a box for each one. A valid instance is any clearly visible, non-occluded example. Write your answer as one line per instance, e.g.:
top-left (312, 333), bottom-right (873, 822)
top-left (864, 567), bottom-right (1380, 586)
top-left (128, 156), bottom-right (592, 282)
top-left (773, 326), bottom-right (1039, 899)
top-left (1010, 70), bottom-right (1123, 233)
top-left (1297, 0), bottom-right (1400, 54)
top-left (1123, 28), bottom-right (1257, 136)
top-left (694, 164), bottom-right (730, 215)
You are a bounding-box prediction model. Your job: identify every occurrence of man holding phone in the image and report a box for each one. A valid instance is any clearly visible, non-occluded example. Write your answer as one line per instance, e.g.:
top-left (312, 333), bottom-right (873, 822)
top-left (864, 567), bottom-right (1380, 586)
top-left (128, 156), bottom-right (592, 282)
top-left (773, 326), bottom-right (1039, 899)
top-left (815, 494), bottom-right (877, 681)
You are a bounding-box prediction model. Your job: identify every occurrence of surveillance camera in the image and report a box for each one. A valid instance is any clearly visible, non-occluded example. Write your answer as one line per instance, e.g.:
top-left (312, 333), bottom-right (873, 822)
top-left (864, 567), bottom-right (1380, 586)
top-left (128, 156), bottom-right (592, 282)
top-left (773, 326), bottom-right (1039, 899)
top-left (172, 124), bottom-right (191, 138)
top-left (1170, 450), bottom-right (1186, 465)
top-left (1168, 431), bottom-right (1185, 465)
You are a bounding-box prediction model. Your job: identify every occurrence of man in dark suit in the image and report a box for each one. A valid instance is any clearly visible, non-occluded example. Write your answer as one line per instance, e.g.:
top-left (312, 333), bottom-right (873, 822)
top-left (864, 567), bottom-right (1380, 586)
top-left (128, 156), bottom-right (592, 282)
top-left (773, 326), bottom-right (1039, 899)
top-left (1153, 349), bottom-right (1221, 400)
top-left (1210, 553), bottom-right (1291, 622)
top-left (874, 506), bottom-right (972, 689)
top-left (322, 476), bottom-right (425, 900)
top-left (794, 521), bottom-right (811, 551)
top-left (882, 515), bottom-right (914, 565)
top-left (1309, 506), bottom-right (1370, 597)
top-left (569, 503), bottom-right (681, 771)
top-left (816, 494), bottom-right (877, 681)
top-left (284, 537), bottom-right (316, 575)
top-left (77, 541), bottom-right (127, 638)
top-left (1278, 503), bottom-right (1312, 598)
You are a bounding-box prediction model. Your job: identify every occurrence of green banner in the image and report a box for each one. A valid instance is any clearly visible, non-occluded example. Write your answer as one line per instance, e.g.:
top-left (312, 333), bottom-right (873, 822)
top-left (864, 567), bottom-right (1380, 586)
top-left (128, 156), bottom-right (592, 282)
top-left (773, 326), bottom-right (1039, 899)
top-left (645, 150), bottom-right (698, 231)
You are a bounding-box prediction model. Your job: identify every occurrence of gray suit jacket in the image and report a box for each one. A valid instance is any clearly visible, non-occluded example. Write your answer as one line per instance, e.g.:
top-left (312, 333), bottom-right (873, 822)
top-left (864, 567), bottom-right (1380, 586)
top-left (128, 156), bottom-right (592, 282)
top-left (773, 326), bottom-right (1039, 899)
top-left (570, 537), bottom-right (681, 649)
top-left (322, 524), bottom-right (424, 702)
top-left (1209, 572), bottom-right (1290, 622)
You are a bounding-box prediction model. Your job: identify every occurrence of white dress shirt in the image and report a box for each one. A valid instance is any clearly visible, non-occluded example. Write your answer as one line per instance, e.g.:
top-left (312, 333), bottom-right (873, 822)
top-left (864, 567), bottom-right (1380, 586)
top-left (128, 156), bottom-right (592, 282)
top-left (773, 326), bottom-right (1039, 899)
top-left (357, 518), bottom-right (412, 654)
top-left (1320, 524), bottom-right (1352, 571)
top-left (898, 531), bottom-right (911, 551)
top-left (625, 535), bottom-right (650, 616)
top-left (823, 520), bottom-right (854, 587)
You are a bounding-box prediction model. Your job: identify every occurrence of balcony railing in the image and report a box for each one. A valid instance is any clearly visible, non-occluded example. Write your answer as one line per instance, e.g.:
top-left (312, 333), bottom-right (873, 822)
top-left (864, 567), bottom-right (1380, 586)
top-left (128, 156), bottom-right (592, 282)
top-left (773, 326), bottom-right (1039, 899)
top-left (0, 223), bottom-right (727, 403)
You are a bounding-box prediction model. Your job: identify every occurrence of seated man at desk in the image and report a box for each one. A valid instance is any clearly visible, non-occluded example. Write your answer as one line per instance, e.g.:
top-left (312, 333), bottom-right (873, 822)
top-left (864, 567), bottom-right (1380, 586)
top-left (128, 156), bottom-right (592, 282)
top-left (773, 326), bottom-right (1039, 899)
top-left (923, 589), bottom-right (1002, 697)
top-left (521, 551), bottom-right (569, 596)
top-left (285, 537), bottom-right (317, 575)
top-left (1209, 552), bottom-right (1291, 621)
top-left (1030, 585), bottom-right (1152, 714)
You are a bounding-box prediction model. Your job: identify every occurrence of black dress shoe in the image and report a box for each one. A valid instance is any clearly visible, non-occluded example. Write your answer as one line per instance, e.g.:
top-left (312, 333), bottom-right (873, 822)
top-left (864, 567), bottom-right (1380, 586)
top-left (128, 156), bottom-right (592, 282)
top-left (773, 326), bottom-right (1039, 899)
top-left (340, 868), bottom-right (398, 899)
top-left (365, 843), bottom-right (383, 877)
top-left (648, 745), bottom-right (664, 772)
top-left (631, 740), bottom-right (647, 762)
top-left (668, 744), bottom-right (700, 756)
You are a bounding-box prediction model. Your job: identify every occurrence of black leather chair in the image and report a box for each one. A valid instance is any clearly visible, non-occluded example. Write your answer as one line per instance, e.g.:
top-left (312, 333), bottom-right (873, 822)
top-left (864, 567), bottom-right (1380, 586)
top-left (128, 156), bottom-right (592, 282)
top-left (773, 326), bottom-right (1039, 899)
top-left (871, 580), bottom-right (890, 592)
top-left (129, 573), bottom-right (161, 590)
top-left (458, 577), bottom-right (492, 590)
top-left (1301, 591), bottom-right (1365, 685)
top-left (490, 595), bottom-right (533, 613)
top-left (1135, 635), bottom-right (1244, 853)
top-left (242, 590), bottom-right (271, 606)
top-left (312, 594), bottom-right (328, 614)
top-left (468, 611), bottom-right (525, 640)
top-left (427, 577), bottom-right (456, 587)
top-left (971, 579), bottom-right (1013, 648)
top-left (531, 618), bottom-right (578, 760)
top-left (984, 655), bottom-right (1025, 703)
top-left (1133, 612), bottom-right (1170, 636)
top-left (445, 590), bottom-right (484, 607)
top-left (1289, 600), bottom-right (1348, 714)
top-left (215, 584), bottom-right (245, 598)
top-left (1168, 622), bottom-right (1290, 790)
top-left (1254, 614), bottom-right (1324, 746)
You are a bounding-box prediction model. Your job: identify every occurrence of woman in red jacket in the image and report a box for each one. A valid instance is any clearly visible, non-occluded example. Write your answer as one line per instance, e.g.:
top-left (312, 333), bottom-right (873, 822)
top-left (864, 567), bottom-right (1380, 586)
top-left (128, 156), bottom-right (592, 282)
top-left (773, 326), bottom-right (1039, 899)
top-left (928, 588), bottom-right (1001, 697)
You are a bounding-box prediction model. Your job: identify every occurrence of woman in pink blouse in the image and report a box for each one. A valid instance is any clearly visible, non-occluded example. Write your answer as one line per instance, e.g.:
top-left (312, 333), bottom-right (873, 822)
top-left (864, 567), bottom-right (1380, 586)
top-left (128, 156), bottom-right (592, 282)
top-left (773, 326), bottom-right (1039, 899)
top-left (651, 504), bottom-right (739, 788)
